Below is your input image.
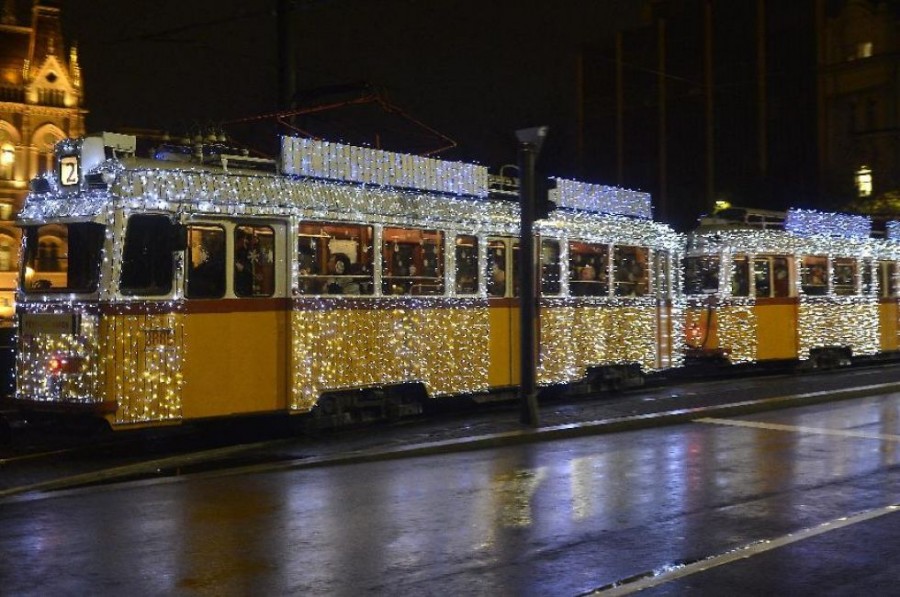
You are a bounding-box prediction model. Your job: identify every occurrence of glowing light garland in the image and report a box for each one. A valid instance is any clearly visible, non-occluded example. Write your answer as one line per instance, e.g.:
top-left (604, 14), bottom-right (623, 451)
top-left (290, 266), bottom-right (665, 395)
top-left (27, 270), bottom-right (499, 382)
top-left (886, 221), bottom-right (900, 242)
top-left (784, 208), bottom-right (872, 239)
top-left (281, 136), bottom-right (489, 198)
top-left (551, 178), bottom-right (653, 219)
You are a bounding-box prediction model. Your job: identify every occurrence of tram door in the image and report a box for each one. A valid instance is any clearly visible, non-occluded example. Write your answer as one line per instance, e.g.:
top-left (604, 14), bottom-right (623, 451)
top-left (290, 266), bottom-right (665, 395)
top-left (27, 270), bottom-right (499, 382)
top-left (654, 250), bottom-right (674, 369)
top-left (487, 237), bottom-right (520, 387)
top-left (879, 260), bottom-right (900, 352)
top-left (181, 219), bottom-right (290, 418)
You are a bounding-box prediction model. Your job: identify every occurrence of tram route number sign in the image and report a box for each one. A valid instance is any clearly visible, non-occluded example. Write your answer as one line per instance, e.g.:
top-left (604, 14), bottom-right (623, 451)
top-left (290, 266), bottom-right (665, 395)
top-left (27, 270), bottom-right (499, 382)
top-left (20, 313), bottom-right (79, 336)
top-left (59, 155), bottom-right (80, 187)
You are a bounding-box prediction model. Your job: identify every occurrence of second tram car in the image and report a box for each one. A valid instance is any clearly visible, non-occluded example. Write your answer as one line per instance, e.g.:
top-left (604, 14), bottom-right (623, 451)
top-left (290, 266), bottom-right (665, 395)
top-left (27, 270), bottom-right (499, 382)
top-left (683, 207), bottom-right (899, 367)
top-left (10, 133), bottom-right (683, 430)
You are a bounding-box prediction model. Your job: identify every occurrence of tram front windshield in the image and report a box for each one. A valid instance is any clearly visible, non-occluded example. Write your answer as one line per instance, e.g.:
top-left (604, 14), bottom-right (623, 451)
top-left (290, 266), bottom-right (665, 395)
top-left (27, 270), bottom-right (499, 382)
top-left (21, 222), bottom-right (105, 294)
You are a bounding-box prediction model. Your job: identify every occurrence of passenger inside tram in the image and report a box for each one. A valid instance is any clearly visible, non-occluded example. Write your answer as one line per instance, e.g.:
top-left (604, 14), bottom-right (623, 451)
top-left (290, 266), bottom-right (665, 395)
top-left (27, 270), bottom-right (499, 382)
top-left (324, 253), bottom-right (360, 294)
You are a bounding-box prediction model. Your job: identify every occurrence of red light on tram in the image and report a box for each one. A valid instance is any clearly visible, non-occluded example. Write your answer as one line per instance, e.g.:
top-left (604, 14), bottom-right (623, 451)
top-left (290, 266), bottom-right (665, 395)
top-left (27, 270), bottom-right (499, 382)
top-left (47, 354), bottom-right (84, 375)
top-left (47, 356), bottom-right (62, 374)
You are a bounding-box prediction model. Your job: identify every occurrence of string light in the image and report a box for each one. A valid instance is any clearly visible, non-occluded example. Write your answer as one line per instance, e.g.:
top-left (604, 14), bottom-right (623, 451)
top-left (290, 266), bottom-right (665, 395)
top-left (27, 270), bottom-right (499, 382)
top-left (784, 208), bottom-right (871, 239)
top-left (551, 177), bottom-right (653, 220)
top-left (281, 136), bottom-right (489, 198)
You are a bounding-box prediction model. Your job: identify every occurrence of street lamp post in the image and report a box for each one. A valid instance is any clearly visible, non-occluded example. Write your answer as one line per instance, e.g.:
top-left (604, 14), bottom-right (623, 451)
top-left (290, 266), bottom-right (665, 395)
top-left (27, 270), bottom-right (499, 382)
top-left (516, 126), bottom-right (548, 427)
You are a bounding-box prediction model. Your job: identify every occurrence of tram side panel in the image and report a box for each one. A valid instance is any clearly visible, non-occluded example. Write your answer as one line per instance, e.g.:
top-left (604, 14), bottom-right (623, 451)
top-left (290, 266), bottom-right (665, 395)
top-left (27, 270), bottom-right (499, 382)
top-left (754, 299), bottom-right (799, 361)
top-left (181, 305), bottom-right (288, 420)
top-left (487, 298), bottom-right (518, 388)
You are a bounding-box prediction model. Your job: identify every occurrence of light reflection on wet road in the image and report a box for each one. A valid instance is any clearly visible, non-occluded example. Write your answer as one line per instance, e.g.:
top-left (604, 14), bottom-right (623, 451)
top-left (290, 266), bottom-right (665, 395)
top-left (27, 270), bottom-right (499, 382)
top-left (2, 394), bottom-right (900, 595)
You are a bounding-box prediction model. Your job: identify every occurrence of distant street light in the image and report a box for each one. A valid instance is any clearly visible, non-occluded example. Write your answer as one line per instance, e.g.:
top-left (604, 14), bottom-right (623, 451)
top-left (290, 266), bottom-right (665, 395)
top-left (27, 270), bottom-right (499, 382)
top-left (516, 126), bottom-right (548, 427)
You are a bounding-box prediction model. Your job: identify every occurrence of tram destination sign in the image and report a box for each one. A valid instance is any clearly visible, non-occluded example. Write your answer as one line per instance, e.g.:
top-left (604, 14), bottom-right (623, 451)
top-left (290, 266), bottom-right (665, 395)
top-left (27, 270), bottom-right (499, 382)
top-left (20, 313), bottom-right (79, 336)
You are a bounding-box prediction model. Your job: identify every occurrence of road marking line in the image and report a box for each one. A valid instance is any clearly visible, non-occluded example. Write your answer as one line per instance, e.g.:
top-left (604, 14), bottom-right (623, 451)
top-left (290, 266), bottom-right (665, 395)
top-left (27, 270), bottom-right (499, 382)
top-left (589, 503), bottom-right (900, 595)
top-left (695, 417), bottom-right (900, 442)
top-left (0, 447), bottom-right (79, 465)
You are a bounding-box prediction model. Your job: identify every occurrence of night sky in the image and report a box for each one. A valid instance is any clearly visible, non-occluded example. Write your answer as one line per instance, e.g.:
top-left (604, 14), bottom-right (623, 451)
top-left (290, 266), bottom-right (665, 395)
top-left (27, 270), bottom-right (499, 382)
top-left (60, 0), bottom-right (644, 180)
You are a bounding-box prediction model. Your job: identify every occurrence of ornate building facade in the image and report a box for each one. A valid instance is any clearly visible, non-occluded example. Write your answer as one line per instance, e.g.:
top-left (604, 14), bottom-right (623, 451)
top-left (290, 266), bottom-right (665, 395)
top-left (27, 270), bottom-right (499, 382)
top-left (0, 0), bottom-right (84, 310)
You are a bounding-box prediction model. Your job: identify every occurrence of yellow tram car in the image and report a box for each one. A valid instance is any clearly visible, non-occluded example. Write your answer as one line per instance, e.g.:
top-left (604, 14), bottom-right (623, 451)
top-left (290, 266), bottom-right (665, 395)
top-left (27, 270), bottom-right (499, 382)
top-left (684, 207), bottom-right (899, 366)
top-left (11, 133), bottom-right (682, 430)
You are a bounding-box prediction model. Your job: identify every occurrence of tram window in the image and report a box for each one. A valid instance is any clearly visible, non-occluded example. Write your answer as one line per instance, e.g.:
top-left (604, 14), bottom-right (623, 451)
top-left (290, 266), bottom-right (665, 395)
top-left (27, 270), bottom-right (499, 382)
top-left (234, 225), bottom-right (275, 297)
top-left (541, 240), bottom-right (561, 295)
top-left (833, 258), bottom-right (856, 296)
top-left (684, 256), bottom-right (719, 295)
top-left (487, 240), bottom-right (507, 297)
top-left (654, 251), bottom-right (672, 297)
top-left (753, 259), bottom-right (771, 297)
top-left (120, 215), bottom-right (174, 296)
top-left (862, 261), bottom-right (874, 295)
top-left (731, 256), bottom-right (750, 297)
top-left (297, 222), bottom-right (373, 295)
top-left (186, 225), bottom-right (225, 299)
top-left (801, 256), bottom-right (827, 296)
top-left (382, 227), bottom-right (444, 295)
top-left (22, 223), bottom-right (104, 293)
top-left (754, 255), bottom-right (790, 298)
top-left (772, 257), bottom-right (790, 296)
top-left (613, 245), bottom-right (649, 297)
top-left (569, 241), bottom-right (609, 297)
top-left (455, 235), bottom-right (478, 295)
top-left (879, 261), bottom-right (897, 297)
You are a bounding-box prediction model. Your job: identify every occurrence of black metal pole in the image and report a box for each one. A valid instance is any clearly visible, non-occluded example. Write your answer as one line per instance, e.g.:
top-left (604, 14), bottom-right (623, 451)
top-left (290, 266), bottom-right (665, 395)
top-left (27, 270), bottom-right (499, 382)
top-left (518, 140), bottom-right (540, 427)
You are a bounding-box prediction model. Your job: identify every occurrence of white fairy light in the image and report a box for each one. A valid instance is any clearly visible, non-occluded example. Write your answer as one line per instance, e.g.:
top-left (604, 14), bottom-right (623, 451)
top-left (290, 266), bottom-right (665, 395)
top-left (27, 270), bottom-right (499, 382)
top-left (551, 177), bottom-right (653, 220)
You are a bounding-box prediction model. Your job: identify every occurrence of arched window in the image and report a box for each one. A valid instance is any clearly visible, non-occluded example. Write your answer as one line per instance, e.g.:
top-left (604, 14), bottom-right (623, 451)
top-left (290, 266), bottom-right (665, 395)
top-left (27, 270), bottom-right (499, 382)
top-left (32, 125), bottom-right (64, 175)
top-left (36, 235), bottom-right (64, 272)
top-left (0, 233), bottom-right (16, 271)
top-left (0, 143), bottom-right (13, 179)
top-left (0, 121), bottom-right (19, 180)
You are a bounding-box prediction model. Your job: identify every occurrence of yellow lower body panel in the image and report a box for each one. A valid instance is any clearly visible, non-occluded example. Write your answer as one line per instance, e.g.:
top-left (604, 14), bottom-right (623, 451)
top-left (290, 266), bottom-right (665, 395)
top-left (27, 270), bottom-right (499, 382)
top-left (880, 301), bottom-right (899, 352)
top-left (181, 310), bottom-right (287, 419)
top-left (539, 304), bottom-right (660, 384)
top-left (290, 305), bottom-right (491, 412)
top-left (755, 303), bottom-right (796, 361)
top-left (488, 305), bottom-right (518, 387)
top-left (687, 299), bottom-right (882, 364)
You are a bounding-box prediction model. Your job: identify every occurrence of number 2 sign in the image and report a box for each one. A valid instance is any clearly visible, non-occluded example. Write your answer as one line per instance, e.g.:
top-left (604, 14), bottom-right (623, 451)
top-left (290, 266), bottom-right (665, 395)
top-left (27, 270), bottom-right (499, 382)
top-left (59, 155), bottom-right (79, 187)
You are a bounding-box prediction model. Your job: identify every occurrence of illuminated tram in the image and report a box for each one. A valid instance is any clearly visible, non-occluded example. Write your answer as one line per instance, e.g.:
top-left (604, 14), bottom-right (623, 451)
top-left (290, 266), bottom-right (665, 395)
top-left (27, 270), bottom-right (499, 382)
top-left (9, 133), bottom-right (683, 430)
top-left (683, 207), bottom-right (899, 367)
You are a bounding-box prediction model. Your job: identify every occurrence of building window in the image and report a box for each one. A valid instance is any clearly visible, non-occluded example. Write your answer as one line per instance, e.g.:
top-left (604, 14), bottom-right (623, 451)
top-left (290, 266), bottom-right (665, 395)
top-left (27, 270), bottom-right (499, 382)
top-left (0, 143), bottom-right (13, 179)
top-left (856, 166), bottom-right (873, 197)
top-left (857, 42), bottom-right (873, 59)
top-left (0, 234), bottom-right (15, 271)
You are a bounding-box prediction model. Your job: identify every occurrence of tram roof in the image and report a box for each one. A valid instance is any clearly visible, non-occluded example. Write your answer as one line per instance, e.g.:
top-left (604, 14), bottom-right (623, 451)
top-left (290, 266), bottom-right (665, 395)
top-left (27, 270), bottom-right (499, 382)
top-left (18, 134), bottom-right (681, 250)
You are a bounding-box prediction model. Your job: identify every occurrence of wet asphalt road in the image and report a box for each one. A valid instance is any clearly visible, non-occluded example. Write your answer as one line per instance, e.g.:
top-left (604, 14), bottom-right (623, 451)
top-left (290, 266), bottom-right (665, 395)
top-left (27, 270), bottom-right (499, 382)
top-left (2, 385), bottom-right (900, 594)
top-left (4, 362), bottom-right (900, 497)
